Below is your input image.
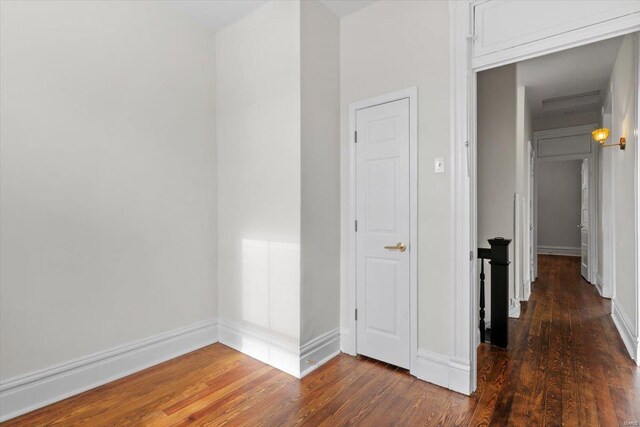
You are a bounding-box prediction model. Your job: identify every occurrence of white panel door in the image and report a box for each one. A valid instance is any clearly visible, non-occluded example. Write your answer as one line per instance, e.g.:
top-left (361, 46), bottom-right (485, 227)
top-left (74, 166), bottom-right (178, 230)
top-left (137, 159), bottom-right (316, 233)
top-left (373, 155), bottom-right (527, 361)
top-left (355, 98), bottom-right (410, 369)
top-left (529, 143), bottom-right (536, 282)
top-left (580, 160), bottom-right (589, 280)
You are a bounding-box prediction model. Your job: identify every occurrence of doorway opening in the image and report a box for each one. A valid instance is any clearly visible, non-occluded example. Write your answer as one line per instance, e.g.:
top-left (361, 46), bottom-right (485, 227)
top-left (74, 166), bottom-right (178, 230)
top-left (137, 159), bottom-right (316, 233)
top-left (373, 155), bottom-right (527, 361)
top-left (474, 32), bottom-right (640, 410)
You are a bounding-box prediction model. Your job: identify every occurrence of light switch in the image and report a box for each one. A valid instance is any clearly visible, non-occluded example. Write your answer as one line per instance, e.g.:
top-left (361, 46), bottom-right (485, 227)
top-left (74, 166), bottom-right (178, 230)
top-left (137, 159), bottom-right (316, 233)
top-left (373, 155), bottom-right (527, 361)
top-left (434, 157), bottom-right (445, 174)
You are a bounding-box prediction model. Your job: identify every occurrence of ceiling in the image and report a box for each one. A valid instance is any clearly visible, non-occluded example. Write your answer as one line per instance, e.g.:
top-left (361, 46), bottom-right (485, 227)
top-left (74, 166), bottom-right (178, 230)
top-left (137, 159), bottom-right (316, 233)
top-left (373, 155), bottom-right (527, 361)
top-left (162, 1), bottom-right (267, 33)
top-left (516, 36), bottom-right (623, 119)
top-left (320, 0), bottom-right (376, 17)
top-left (162, 0), bottom-right (376, 33)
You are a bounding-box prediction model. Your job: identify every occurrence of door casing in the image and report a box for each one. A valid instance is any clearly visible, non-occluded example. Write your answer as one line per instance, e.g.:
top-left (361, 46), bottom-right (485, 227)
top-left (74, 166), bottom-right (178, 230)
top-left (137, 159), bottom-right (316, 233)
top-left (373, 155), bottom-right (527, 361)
top-left (532, 124), bottom-right (599, 283)
top-left (451, 0), bottom-right (640, 394)
top-left (599, 87), bottom-right (615, 299)
top-left (345, 87), bottom-right (418, 375)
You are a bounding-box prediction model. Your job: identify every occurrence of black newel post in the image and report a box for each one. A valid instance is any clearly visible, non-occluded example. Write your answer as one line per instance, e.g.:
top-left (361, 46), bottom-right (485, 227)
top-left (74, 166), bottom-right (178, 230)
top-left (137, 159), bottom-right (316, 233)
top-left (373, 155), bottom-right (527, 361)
top-left (488, 237), bottom-right (511, 349)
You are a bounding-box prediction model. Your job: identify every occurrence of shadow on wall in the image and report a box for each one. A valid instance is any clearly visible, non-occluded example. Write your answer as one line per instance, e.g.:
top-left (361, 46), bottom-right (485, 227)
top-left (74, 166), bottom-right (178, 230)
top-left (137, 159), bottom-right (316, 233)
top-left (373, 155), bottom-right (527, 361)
top-left (241, 238), bottom-right (299, 338)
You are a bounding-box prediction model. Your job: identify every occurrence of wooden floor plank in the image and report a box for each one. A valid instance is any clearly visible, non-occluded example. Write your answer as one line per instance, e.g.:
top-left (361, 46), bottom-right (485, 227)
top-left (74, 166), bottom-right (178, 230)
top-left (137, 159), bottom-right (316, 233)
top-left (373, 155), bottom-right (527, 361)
top-left (3, 255), bottom-right (639, 426)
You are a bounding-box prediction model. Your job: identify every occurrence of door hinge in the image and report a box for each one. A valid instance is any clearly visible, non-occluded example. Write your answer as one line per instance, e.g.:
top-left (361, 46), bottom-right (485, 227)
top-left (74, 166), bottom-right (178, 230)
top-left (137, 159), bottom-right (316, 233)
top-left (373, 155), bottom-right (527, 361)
top-left (470, 250), bottom-right (474, 261)
top-left (355, 308), bottom-right (358, 321)
top-left (355, 220), bottom-right (358, 232)
top-left (354, 131), bottom-right (358, 143)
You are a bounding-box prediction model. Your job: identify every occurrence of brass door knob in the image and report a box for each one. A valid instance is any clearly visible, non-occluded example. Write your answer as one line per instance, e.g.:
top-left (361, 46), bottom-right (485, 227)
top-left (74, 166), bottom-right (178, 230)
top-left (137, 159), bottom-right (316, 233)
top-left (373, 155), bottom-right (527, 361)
top-left (384, 242), bottom-right (406, 252)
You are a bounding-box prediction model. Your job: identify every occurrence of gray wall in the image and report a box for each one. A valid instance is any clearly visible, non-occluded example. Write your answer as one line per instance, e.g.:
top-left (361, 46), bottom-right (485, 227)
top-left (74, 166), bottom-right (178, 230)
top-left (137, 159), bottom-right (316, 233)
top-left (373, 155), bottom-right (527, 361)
top-left (477, 64), bottom-right (517, 319)
top-left (537, 160), bottom-right (582, 250)
top-left (300, 0), bottom-right (340, 346)
top-left (0, 0), bottom-right (217, 380)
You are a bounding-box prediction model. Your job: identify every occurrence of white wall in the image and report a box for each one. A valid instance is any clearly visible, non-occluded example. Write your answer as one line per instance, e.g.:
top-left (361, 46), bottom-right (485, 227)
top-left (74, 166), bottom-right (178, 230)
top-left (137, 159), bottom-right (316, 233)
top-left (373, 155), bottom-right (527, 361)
top-left (340, 0), bottom-right (451, 355)
top-left (0, 0), bottom-right (217, 380)
top-left (477, 64), bottom-right (517, 317)
top-left (516, 86), bottom-right (534, 297)
top-left (609, 34), bottom-right (638, 346)
top-left (216, 1), bottom-right (301, 346)
top-left (537, 160), bottom-right (582, 250)
top-left (300, 1), bottom-right (340, 346)
top-left (598, 87), bottom-right (613, 297)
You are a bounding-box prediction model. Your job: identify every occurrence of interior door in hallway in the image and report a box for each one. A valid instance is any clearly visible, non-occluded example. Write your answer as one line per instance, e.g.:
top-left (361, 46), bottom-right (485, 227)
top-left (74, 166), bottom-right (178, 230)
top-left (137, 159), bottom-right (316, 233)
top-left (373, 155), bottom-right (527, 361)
top-left (355, 98), bottom-right (410, 369)
top-left (529, 141), bottom-right (536, 282)
top-left (580, 159), bottom-right (589, 280)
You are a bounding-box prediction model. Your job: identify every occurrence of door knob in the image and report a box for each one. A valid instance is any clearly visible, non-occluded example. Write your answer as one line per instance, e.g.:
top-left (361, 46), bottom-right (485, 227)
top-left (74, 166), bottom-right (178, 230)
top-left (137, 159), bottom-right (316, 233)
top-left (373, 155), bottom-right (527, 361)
top-left (384, 242), bottom-right (406, 252)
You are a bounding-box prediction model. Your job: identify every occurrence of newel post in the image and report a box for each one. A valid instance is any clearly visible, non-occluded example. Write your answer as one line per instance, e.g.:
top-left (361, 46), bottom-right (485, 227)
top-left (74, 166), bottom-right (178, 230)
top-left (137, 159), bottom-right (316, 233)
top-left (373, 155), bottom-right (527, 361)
top-left (488, 237), bottom-right (511, 349)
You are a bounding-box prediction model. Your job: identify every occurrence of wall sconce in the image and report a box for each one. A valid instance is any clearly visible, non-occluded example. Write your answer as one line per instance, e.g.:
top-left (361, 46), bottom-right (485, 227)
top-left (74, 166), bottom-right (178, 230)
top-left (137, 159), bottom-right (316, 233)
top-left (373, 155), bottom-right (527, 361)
top-left (592, 127), bottom-right (626, 150)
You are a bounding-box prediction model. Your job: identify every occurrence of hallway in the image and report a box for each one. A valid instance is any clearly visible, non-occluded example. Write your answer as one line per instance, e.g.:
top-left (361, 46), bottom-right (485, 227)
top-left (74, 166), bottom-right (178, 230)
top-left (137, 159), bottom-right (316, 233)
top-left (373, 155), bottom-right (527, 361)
top-left (3, 256), bottom-right (639, 426)
top-left (480, 254), bottom-right (640, 425)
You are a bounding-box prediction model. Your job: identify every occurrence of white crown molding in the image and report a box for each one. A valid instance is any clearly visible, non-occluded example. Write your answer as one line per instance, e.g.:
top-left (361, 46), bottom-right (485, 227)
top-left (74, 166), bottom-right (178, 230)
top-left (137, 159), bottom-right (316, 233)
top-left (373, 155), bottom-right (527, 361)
top-left (611, 300), bottom-right (639, 365)
top-left (0, 318), bottom-right (219, 422)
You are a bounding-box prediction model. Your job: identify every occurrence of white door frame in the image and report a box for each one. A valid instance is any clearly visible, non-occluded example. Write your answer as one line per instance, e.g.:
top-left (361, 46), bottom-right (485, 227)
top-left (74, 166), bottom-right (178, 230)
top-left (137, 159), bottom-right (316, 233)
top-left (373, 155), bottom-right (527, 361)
top-left (345, 87), bottom-right (418, 374)
top-left (600, 86), bottom-right (615, 299)
top-left (522, 139), bottom-right (536, 301)
top-left (450, 1), bottom-right (640, 394)
top-left (532, 124), bottom-right (599, 282)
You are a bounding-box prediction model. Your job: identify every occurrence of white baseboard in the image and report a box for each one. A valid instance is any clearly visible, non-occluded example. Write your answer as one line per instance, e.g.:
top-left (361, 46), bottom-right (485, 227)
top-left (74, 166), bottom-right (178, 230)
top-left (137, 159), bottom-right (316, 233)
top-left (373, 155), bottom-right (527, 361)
top-left (611, 300), bottom-right (640, 365)
top-left (0, 318), bottom-right (219, 422)
top-left (595, 274), bottom-right (605, 297)
top-left (595, 274), bottom-right (612, 299)
top-left (339, 327), bottom-right (355, 355)
top-left (218, 319), bottom-right (300, 378)
top-left (509, 299), bottom-right (521, 318)
top-left (2, 318), bottom-right (342, 422)
top-left (413, 349), bottom-right (471, 395)
top-left (537, 245), bottom-right (580, 257)
top-left (218, 319), bottom-right (339, 379)
top-left (299, 329), bottom-right (340, 377)
top-left (523, 280), bottom-right (531, 301)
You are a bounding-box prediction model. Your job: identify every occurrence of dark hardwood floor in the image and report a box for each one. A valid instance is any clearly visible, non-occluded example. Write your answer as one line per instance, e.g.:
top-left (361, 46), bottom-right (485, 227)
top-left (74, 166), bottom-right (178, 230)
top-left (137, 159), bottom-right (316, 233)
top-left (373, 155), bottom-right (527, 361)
top-left (4, 255), bottom-right (639, 426)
